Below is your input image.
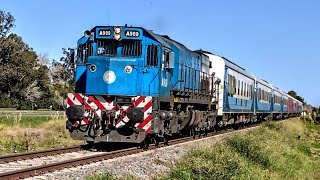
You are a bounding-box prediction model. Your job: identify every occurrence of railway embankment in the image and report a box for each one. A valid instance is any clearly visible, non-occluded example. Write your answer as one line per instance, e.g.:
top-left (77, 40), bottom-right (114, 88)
top-left (0, 117), bottom-right (82, 154)
top-left (159, 117), bottom-right (320, 180)
top-left (84, 117), bottom-right (320, 180)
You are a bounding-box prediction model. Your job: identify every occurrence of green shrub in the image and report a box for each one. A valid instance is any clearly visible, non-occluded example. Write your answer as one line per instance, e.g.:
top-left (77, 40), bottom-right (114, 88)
top-left (262, 120), bottom-right (283, 131)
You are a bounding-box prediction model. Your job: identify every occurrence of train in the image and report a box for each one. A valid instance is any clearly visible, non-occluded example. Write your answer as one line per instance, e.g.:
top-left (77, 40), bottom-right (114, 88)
top-left (65, 25), bottom-right (303, 148)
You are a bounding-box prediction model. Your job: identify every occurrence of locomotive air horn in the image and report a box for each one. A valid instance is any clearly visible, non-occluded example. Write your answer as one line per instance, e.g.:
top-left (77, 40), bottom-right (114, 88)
top-left (84, 30), bottom-right (91, 37)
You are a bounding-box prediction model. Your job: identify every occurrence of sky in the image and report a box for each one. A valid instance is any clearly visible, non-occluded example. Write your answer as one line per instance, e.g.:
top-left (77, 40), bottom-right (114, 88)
top-left (1, 0), bottom-right (319, 106)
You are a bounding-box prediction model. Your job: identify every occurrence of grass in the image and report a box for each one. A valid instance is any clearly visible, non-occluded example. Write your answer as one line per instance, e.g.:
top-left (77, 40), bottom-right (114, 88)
top-left (0, 111), bottom-right (65, 127)
top-left (160, 118), bottom-right (320, 180)
top-left (0, 118), bottom-right (82, 154)
top-left (0, 116), bottom-right (53, 127)
top-left (85, 117), bottom-right (320, 180)
top-left (0, 110), bottom-right (65, 115)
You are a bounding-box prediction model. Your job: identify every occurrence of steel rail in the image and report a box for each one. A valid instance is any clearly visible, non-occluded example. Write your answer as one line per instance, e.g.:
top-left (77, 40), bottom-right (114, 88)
top-left (0, 146), bottom-right (82, 164)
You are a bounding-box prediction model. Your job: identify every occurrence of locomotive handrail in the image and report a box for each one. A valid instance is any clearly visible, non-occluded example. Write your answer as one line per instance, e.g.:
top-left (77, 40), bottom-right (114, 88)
top-left (148, 69), bottom-right (160, 96)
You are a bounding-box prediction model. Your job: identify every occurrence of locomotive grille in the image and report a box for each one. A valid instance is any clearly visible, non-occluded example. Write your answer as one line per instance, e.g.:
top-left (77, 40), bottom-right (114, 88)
top-left (121, 40), bottom-right (142, 57)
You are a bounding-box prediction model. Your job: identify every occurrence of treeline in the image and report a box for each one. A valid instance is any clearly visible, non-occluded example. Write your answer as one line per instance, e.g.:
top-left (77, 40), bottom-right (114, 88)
top-left (0, 10), bottom-right (73, 110)
top-left (288, 90), bottom-right (305, 104)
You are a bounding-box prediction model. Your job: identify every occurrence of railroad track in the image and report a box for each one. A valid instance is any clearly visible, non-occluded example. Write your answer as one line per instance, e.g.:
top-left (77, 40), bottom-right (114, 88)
top-left (0, 146), bottom-right (82, 164)
top-left (0, 123), bottom-right (260, 179)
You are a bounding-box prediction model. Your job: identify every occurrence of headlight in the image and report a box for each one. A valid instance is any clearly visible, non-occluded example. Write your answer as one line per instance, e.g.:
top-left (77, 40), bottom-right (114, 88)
top-left (103, 70), bottom-right (116, 84)
top-left (114, 34), bottom-right (121, 41)
top-left (114, 27), bottom-right (121, 34)
top-left (90, 64), bottom-right (97, 72)
top-left (124, 66), bottom-right (132, 74)
top-left (114, 27), bottom-right (122, 41)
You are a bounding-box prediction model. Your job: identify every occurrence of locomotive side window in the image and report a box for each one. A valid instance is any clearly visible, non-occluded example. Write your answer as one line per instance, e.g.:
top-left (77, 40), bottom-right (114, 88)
top-left (163, 51), bottom-right (170, 68)
top-left (162, 51), bottom-right (174, 69)
top-left (146, 45), bottom-right (158, 66)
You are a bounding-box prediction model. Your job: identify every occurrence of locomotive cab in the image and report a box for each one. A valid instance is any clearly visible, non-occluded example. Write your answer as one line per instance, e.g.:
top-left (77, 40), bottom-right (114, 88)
top-left (75, 26), bottom-right (172, 96)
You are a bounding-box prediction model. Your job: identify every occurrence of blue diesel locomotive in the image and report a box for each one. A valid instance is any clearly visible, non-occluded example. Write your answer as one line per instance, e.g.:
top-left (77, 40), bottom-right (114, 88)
top-left (66, 25), bottom-right (302, 147)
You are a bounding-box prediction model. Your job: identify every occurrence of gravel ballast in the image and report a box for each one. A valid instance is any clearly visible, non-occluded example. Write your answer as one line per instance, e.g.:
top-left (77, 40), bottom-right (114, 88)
top-left (25, 127), bottom-right (256, 180)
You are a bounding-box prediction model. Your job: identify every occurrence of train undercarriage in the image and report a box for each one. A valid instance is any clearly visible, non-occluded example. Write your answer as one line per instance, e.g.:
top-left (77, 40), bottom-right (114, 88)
top-left (66, 93), bottom-right (300, 150)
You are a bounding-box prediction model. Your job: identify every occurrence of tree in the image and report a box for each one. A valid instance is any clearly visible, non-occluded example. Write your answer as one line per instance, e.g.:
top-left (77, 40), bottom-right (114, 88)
top-left (0, 10), bottom-right (70, 109)
top-left (37, 53), bottom-right (50, 66)
top-left (0, 34), bottom-right (37, 97)
top-left (25, 80), bottom-right (42, 105)
top-left (60, 48), bottom-right (76, 85)
top-left (0, 11), bottom-right (52, 108)
top-left (50, 59), bottom-right (65, 85)
top-left (0, 10), bottom-right (15, 42)
top-left (288, 90), bottom-right (305, 104)
top-left (47, 48), bottom-right (75, 109)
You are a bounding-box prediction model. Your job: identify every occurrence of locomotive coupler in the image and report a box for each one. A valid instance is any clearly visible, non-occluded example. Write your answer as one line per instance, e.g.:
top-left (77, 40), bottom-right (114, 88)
top-left (101, 110), bottom-right (116, 135)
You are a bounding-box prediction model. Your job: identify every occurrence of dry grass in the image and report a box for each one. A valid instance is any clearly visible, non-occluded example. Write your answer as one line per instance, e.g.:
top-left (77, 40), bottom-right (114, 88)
top-left (0, 118), bottom-right (82, 154)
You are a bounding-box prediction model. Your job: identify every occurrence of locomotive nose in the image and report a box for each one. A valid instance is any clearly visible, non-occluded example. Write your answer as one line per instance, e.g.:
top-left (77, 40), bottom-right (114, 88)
top-left (85, 57), bottom-right (140, 96)
top-left (127, 107), bottom-right (144, 123)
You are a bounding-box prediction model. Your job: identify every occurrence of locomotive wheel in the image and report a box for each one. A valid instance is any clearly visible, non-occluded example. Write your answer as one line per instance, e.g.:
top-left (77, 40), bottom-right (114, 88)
top-left (86, 141), bottom-right (95, 150)
top-left (140, 136), bottom-right (150, 150)
top-left (163, 134), bottom-right (169, 146)
top-left (154, 136), bottom-right (160, 147)
top-left (204, 128), bottom-right (207, 137)
top-left (191, 128), bottom-right (196, 139)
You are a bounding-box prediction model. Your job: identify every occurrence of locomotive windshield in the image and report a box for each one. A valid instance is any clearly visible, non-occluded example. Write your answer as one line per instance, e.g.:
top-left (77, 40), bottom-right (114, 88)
top-left (77, 39), bottom-right (143, 64)
top-left (97, 39), bottom-right (142, 57)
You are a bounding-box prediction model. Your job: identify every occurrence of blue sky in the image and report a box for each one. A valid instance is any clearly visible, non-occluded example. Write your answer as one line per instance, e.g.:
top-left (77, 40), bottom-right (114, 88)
top-left (1, 0), bottom-right (319, 106)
